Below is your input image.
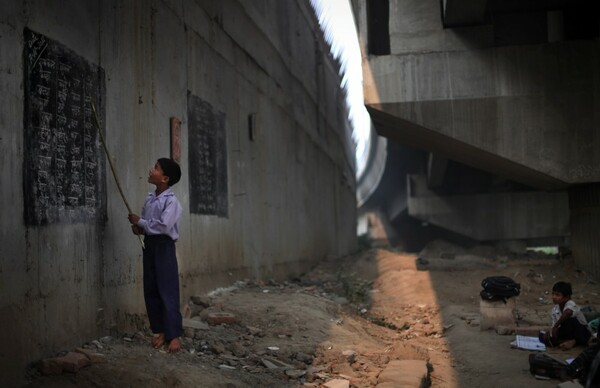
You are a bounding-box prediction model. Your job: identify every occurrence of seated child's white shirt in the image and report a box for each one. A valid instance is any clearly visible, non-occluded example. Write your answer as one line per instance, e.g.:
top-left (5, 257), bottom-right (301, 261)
top-left (551, 300), bottom-right (588, 327)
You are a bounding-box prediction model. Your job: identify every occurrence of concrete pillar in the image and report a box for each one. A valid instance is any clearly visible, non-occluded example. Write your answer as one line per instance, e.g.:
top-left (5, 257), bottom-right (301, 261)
top-left (569, 184), bottom-right (600, 280)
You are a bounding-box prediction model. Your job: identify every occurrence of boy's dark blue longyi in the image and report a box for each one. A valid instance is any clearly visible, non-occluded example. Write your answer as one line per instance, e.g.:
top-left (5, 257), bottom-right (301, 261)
top-left (143, 234), bottom-right (183, 341)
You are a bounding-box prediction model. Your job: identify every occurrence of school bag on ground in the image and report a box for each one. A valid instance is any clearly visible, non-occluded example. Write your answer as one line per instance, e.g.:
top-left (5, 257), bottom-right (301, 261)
top-left (529, 353), bottom-right (568, 379)
top-left (480, 276), bottom-right (520, 302)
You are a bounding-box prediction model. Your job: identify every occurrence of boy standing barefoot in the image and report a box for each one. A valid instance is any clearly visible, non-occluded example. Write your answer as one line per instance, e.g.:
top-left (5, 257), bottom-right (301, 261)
top-left (128, 158), bottom-right (183, 353)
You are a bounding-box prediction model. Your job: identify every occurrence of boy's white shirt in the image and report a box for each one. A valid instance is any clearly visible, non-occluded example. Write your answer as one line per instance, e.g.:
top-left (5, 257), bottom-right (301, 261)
top-left (551, 300), bottom-right (588, 327)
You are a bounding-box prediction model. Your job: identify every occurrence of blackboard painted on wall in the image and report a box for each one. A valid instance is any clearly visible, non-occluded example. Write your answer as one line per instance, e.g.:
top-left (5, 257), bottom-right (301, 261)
top-left (23, 28), bottom-right (106, 225)
top-left (187, 93), bottom-right (228, 217)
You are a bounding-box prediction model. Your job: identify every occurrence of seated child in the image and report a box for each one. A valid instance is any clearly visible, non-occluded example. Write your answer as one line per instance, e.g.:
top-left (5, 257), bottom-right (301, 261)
top-left (542, 281), bottom-right (592, 349)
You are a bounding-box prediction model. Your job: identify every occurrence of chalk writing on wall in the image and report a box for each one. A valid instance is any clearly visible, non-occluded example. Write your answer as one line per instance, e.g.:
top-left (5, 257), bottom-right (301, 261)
top-left (23, 28), bottom-right (106, 225)
top-left (187, 93), bottom-right (228, 217)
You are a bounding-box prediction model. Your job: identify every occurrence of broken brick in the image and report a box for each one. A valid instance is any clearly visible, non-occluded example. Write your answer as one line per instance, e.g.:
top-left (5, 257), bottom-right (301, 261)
top-left (37, 358), bottom-right (63, 376)
top-left (55, 351), bottom-right (91, 373)
top-left (75, 348), bottom-right (107, 364)
top-left (206, 312), bottom-right (236, 325)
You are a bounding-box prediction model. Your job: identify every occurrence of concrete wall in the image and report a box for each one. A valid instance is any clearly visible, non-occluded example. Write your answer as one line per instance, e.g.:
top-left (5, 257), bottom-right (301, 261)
top-left (0, 0), bottom-right (357, 385)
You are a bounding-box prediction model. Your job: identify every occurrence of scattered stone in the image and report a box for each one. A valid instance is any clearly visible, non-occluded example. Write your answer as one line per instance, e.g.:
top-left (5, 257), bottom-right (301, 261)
top-left (190, 295), bottom-right (211, 308)
top-left (74, 348), bottom-right (107, 364)
top-left (443, 323), bottom-right (454, 332)
top-left (220, 354), bottom-right (239, 361)
top-left (323, 379), bottom-right (350, 388)
top-left (133, 331), bottom-right (146, 340)
top-left (468, 319), bottom-right (480, 327)
top-left (210, 342), bottom-right (226, 354)
top-left (230, 342), bottom-right (248, 358)
top-left (219, 357), bottom-right (238, 367)
top-left (307, 365), bottom-right (327, 373)
top-left (332, 296), bottom-right (349, 305)
top-left (295, 352), bottom-right (314, 364)
top-left (37, 358), bottom-right (63, 376)
top-left (285, 369), bottom-right (306, 379)
top-left (341, 350), bottom-right (357, 364)
top-left (206, 312), bottom-right (237, 325)
top-left (246, 326), bottom-right (262, 336)
top-left (199, 306), bottom-right (224, 320)
top-left (99, 336), bottom-right (113, 344)
top-left (377, 359), bottom-right (429, 386)
top-left (532, 274), bottom-right (544, 284)
top-left (183, 318), bottom-right (210, 330)
top-left (183, 327), bottom-right (195, 339)
top-left (55, 352), bottom-right (91, 373)
top-left (218, 364), bottom-right (236, 370)
top-left (262, 359), bottom-right (279, 369)
top-left (90, 340), bottom-right (103, 350)
top-left (261, 356), bottom-right (294, 369)
top-left (187, 302), bottom-right (208, 318)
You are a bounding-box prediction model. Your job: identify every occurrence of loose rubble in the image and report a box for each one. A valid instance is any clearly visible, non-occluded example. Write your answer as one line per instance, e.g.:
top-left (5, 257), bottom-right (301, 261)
top-left (23, 244), bottom-right (600, 387)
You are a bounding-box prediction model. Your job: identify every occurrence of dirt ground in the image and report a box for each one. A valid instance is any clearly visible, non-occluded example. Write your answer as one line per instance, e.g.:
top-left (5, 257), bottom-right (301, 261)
top-left (24, 242), bottom-right (600, 387)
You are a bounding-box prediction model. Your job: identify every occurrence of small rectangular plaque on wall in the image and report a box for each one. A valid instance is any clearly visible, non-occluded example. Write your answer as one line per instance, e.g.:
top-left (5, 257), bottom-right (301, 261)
top-left (170, 117), bottom-right (181, 163)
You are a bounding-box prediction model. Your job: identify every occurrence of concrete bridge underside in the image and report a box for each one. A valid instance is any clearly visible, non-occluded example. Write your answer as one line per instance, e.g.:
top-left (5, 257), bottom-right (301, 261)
top-left (354, 0), bottom-right (600, 276)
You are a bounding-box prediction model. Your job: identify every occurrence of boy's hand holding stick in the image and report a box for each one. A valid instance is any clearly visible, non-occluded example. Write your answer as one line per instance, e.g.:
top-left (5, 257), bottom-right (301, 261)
top-left (90, 102), bottom-right (145, 250)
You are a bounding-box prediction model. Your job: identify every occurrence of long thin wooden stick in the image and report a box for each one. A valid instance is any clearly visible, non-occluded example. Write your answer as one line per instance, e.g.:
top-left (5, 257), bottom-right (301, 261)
top-left (90, 103), bottom-right (145, 250)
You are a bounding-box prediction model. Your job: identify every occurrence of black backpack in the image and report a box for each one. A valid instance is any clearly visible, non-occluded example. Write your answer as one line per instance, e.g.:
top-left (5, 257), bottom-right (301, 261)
top-left (480, 276), bottom-right (520, 302)
top-left (529, 353), bottom-right (568, 379)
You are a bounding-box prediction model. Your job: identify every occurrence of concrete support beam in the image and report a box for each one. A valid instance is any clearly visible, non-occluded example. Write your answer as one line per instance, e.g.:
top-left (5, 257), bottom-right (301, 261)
top-left (407, 174), bottom-right (570, 241)
top-left (442, 0), bottom-right (489, 27)
top-left (368, 106), bottom-right (567, 191)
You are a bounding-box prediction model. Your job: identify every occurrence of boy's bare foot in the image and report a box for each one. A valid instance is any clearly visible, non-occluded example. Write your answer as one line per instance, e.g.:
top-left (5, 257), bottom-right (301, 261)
top-left (167, 337), bottom-right (181, 353)
top-left (152, 333), bottom-right (165, 348)
top-left (559, 339), bottom-right (576, 350)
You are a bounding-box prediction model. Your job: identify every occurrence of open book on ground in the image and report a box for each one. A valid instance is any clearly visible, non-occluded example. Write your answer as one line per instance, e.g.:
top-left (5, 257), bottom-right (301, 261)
top-left (510, 335), bottom-right (547, 351)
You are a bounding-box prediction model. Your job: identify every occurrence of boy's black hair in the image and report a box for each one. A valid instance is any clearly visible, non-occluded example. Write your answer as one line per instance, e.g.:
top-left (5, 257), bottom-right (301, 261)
top-left (157, 158), bottom-right (181, 186)
top-left (553, 281), bottom-right (572, 297)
